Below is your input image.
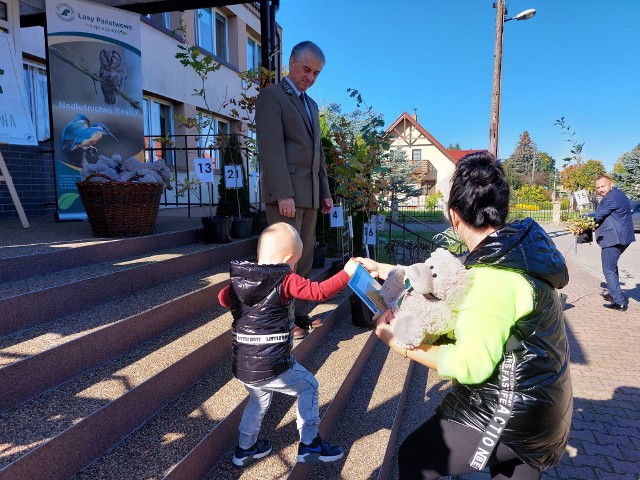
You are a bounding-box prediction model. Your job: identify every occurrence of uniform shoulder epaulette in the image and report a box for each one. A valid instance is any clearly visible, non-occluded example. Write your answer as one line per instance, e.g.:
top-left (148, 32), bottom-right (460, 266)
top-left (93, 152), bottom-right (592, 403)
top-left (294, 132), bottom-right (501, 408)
top-left (283, 83), bottom-right (294, 95)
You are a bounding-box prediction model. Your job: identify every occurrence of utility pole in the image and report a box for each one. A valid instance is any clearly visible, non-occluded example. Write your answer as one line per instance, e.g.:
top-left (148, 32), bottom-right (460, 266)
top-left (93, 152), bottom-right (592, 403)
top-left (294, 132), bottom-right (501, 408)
top-left (488, 2), bottom-right (536, 160)
top-left (488, 0), bottom-right (506, 160)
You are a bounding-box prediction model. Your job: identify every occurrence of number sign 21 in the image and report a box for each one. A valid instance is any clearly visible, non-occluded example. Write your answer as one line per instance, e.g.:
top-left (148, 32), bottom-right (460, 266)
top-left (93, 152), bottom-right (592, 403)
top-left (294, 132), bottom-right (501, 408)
top-left (224, 165), bottom-right (243, 188)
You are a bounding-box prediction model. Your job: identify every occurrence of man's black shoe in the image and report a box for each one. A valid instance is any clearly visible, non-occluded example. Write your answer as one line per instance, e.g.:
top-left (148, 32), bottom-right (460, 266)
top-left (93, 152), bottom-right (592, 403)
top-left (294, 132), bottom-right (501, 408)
top-left (295, 315), bottom-right (323, 329)
top-left (603, 302), bottom-right (628, 311)
top-left (601, 293), bottom-right (613, 302)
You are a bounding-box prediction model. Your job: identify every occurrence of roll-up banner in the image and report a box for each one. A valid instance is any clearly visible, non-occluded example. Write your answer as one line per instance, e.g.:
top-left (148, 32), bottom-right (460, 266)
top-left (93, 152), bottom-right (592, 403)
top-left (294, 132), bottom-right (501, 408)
top-left (46, 0), bottom-right (143, 220)
top-left (0, 36), bottom-right (38, 146)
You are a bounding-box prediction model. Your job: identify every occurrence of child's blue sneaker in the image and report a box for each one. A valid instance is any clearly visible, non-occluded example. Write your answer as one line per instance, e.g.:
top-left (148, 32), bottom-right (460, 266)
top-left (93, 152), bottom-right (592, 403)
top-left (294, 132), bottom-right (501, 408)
top-left (232, 439), bottom-right (272, 467)
top-left (297, 435), bottom-right (343, 464)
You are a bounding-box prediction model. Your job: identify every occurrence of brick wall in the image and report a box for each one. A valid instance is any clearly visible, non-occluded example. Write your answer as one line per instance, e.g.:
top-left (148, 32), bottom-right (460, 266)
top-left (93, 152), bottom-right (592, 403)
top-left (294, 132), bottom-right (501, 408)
top-left (0, 143), bottom-right (57, 218)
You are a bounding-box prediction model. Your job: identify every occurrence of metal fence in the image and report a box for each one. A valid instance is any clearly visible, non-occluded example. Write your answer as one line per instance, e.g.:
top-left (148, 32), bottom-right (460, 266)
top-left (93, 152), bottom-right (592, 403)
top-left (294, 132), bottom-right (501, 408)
top-left (143, 133), bottom-right (261, 217)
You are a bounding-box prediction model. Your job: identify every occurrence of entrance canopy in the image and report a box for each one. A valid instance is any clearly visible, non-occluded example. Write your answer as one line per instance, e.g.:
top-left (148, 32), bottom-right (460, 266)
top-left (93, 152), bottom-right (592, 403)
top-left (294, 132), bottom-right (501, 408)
top-left (18, 0), bottom-right (279, 71)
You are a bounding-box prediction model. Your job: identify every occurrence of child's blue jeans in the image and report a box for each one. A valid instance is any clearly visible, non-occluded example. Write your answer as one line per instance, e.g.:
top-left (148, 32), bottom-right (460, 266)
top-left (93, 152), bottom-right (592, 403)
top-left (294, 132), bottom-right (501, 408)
top-left (238, 359), bottom-right (320, 449)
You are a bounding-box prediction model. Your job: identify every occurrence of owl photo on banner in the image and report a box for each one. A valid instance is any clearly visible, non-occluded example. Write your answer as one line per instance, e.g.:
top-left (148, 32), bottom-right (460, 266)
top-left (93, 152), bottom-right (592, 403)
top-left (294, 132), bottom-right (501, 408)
top-left (98, 49), bottom-right (127, 105)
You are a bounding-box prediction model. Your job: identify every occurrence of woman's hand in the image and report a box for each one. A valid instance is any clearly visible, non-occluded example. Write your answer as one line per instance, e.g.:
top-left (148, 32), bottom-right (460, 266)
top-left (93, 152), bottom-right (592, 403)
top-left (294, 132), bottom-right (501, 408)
top-left (374, 309), bottom-right (396, 347)
top-left (354, 256), bottom-right (380, 278)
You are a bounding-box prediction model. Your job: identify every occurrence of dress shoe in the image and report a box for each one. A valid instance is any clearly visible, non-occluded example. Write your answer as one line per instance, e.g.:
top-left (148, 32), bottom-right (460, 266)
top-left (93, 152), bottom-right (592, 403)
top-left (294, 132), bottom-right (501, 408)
top-left (601, 293), bottom-right (613, 302)
top-left (603, 302), bottom-right (628, 311)
top-left (295, 315), bottom-right (323, 329)
top-left (292, 324), bottom-right (308, 340)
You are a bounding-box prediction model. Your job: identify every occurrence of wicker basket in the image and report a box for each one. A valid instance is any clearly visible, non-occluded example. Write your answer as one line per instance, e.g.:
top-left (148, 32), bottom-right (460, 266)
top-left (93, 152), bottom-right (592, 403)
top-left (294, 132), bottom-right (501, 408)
top-left (77, 173), bottom-right (163, 237)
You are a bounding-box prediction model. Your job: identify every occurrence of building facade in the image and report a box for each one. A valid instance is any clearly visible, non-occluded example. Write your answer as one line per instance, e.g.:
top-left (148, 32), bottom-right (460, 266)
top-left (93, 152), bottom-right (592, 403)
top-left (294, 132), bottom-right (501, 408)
top-left (0, 0), bottom-right (281, 218)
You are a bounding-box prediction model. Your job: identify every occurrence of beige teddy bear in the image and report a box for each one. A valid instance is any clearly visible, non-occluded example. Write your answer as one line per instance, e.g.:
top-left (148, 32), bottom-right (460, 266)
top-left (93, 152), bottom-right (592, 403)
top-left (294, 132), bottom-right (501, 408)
top-left (380, 248), bottom-right (470, 348)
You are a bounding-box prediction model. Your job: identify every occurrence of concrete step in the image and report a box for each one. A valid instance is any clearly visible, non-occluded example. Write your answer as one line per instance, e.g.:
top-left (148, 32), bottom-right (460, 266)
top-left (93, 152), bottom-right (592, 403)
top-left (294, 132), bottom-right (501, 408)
top-left (0, 253), bottom-right (345, 480)
top-left (74, 295), bottom-right (353, 480)
top-left (193, 293), bottom-right (379, 480)
top-left (0, 265), bottom-right (230, 411)
top-left (321, 335), bottom-right (413, 480)
top-left (0, 227), bottom-right (202, 282)
top-left (0, 237), bottom-right (257, 335)
top-left (0, 305), bottom-right (233, 480)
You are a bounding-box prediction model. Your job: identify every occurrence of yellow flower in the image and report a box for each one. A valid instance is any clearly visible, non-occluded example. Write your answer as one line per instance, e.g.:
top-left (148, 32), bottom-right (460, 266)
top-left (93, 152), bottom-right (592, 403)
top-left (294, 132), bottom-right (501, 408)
top-left (567, 217), bottom-right (598, 236)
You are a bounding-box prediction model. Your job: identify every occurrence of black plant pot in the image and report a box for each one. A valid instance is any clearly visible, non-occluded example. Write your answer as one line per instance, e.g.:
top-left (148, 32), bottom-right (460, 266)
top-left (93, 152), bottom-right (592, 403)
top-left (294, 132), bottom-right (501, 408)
top-left (232, 217), bottom-right (253, 239)
top-left (312, 243), bottom-right (327, 268)
top-left (202, 216), bottom-right (231, 244)
top-left (251, 211), bottom-right (268, 235)
top-left (576, 229), bottom-right (593, 244)
top-left (350, 294), bottom-right (375, 329)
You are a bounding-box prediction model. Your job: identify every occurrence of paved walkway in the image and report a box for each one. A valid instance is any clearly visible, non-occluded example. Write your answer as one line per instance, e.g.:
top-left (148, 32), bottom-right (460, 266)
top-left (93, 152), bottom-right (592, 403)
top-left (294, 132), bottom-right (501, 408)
top-left (540, 223), bottom-right (640, 480)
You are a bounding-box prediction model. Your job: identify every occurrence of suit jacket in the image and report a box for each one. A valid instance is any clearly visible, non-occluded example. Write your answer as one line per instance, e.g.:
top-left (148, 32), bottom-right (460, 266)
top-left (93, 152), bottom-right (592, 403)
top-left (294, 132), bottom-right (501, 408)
top-left (593, 187), bottom-right (635, 248)
top-left (256, 77), bottom-right (330, 210)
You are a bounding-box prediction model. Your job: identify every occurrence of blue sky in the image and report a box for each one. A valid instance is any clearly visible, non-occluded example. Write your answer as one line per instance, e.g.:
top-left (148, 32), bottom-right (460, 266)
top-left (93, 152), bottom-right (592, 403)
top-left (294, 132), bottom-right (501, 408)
top-left (276, 0), bottom-right (640, 171)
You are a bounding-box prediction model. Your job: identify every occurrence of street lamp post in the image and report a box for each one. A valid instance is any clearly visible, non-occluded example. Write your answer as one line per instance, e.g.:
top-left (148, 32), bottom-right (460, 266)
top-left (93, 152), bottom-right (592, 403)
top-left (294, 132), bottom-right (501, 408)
top-left (488, 1), bottom-right (536, 159)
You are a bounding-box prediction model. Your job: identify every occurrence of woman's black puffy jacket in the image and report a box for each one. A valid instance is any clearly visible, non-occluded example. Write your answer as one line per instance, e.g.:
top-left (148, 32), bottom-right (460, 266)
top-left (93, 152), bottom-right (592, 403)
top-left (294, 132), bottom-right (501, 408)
top-left (437, 218), bottom-right (573, 470)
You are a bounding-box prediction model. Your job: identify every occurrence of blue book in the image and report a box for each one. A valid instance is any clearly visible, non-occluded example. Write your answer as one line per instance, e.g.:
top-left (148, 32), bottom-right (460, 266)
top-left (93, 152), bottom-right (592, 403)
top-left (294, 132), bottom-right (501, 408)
top-left (348, 263), bottom-right (388, 315)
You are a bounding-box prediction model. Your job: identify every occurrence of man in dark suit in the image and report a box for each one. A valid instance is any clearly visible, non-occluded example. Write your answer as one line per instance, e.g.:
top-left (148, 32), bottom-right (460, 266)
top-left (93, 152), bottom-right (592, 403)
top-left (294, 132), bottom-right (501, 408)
top-left (256, 41), bottom-right (333, 339)
top-left (592, 175), bottom-right (635, 311)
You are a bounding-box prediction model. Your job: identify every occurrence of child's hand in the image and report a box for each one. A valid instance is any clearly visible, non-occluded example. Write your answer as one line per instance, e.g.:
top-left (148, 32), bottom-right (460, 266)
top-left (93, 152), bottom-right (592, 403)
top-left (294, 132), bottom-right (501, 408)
top-left (343, 258), bottom-right (359, 277)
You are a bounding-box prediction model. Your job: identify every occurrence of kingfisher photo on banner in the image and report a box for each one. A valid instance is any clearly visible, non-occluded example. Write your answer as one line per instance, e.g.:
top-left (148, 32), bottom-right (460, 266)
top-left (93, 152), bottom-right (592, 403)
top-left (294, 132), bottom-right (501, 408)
top-left (46, 0), bottom-right (143, 220)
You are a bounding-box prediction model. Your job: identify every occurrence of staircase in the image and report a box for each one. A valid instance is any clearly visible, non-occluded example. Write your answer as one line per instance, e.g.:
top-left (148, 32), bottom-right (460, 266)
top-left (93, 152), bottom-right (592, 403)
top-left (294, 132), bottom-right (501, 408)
top-left (0, 221), bottom-right (458, 480)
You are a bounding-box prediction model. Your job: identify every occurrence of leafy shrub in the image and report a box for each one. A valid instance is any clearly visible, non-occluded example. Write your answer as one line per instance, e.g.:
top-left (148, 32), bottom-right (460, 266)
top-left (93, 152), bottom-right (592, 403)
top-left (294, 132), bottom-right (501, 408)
top-left (425, 192), bottom-right (443, 210)
top-left (513, 203), bottom-right (540, 211)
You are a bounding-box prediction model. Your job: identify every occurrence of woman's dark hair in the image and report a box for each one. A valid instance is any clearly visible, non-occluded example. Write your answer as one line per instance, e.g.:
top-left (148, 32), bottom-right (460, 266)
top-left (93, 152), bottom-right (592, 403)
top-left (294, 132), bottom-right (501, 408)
top-left (447, 151), bottom-right (509, 229)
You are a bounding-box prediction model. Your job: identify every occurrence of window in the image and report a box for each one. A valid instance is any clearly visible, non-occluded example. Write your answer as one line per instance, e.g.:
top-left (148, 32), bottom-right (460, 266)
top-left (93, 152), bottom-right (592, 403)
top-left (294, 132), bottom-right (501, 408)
top-left (195, 9), bottom-right (214, 53)
top-left (195, 8), bottom-right (228, 61)
top-left (412, 149), bottom-right (421, 163)
top-left (196, 114), bottom-right (230, 169)
top-left (23, 62), bottom-right (50, 141)
top-left (144, 12), bottom-right (170, 29)
top-left (214, 12), bottom-right (228, 60)
top-left (247, 36), bottom-right (262, 70)
top-left (143, 97), bottom-right (174, 165)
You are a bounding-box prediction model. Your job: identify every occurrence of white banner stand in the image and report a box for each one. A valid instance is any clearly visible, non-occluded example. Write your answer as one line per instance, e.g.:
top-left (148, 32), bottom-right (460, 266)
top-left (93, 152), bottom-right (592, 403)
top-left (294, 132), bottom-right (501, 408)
top-left (0, 150), bottom-right (30, 228)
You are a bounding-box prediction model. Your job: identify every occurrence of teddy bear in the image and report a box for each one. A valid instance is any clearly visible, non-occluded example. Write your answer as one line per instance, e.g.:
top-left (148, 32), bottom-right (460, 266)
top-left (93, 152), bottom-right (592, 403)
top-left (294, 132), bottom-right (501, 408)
top-left (81, 154), bottom-right (173, 190)
top-left (379, 248), bottom-right (471, 348)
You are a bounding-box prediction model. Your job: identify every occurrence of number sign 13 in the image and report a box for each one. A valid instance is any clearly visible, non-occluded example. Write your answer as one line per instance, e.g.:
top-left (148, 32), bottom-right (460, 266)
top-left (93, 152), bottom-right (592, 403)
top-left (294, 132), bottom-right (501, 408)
top-left (193, 158), bottom-right (214, 183)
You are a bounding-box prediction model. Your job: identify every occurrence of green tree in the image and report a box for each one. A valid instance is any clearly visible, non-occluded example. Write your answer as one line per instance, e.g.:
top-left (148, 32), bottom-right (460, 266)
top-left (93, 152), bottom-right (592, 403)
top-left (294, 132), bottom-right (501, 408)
top-left (536, 151), bottom-right (556, 189)
top-left (515, 184), bottom-right (551, 203)
top-left (447, 143), bottom-right (461, 150)
top-left (559, 160), bottom-right (605, 192)
top-left (320, 90), bottom-right (389, 256)
top-left (377, 149), bottom-right (423, 207)
top-left (612, 144), bottom-right (640, 199)
top-left (503, 131), bottom-right (539, 188)
top-left (216, 134), bottom-right (250, 218)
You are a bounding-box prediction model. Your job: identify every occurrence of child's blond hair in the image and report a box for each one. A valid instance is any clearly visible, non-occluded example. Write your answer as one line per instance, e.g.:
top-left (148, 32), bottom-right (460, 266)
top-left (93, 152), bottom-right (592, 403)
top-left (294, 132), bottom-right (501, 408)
top-left (257, 222), bottom-right (303, 264)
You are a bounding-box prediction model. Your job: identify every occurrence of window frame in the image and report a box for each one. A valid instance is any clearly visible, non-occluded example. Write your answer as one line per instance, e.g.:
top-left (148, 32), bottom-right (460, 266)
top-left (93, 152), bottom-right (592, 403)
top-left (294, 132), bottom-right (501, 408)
top-left (196, 113), bottom-right (231, 169)
top-left (143, 96), bottom-right (175, 166)
top-left (144, 12), bottom-right (170, 30)
top-left (247, 35), bottom-right (262, 70)
top-left (195, 8), bottom-right (228, 62)
top-left (22, 60), bottom-right (50, 142)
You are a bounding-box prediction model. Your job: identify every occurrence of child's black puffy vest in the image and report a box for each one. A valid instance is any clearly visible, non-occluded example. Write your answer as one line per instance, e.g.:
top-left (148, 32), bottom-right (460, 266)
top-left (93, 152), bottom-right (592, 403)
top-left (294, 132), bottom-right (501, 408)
top-left (228, 261), bottom-right (295, 384)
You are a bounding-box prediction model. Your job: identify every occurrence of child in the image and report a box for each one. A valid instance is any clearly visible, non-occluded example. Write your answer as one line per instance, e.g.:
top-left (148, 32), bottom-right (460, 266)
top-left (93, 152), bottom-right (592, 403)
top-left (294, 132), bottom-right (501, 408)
top-left (217, 222), bottom-right (358, 467)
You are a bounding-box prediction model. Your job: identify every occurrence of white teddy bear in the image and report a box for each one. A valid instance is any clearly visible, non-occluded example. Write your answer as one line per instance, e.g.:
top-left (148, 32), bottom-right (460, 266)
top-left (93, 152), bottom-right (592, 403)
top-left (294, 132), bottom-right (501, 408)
top-left (379, 248), bottom-right (471, 348)
top-left (81, 154), bottom-right (173, 190)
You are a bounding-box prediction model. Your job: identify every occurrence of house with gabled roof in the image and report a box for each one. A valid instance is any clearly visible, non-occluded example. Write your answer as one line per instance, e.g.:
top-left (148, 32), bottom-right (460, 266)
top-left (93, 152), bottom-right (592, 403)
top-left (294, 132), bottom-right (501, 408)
top-left (385, 111), bottom-right (485, 205)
